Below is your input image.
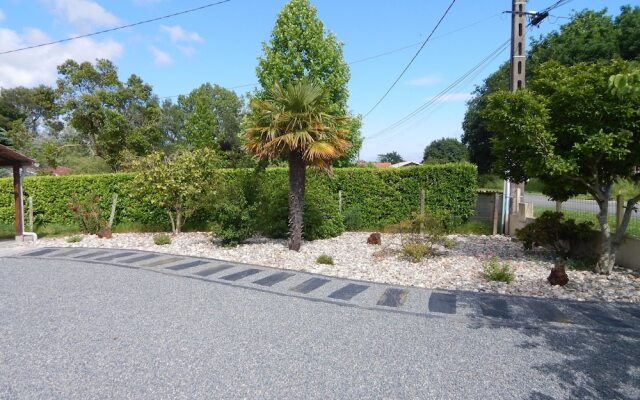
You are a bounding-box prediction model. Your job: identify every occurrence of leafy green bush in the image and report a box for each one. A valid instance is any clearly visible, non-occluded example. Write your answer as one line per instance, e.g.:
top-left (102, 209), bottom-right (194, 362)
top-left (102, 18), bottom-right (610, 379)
top-left (66, 235), bottom-right (83, 243)
top-left (67, 192), bottom-right (106, 234)
top-left (482, 256), bottom-right (515, 283)
top-left (153, 234), bottom-right (171, 245)
top-left (342, 206), bottom-right (365, 231)
top-left (401, 241), bottom-right (433, 262)
top-left (516, 211), bottom-right (594, 259)
top-left (209, 172), bottom-right (259, 246)
top-left (316, 254), bottom-right (334, 265)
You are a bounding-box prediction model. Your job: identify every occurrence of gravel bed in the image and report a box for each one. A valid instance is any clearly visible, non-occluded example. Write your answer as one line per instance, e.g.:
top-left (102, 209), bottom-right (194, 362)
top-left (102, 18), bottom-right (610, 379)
top-left (16, 232), bottom-right (640, 303)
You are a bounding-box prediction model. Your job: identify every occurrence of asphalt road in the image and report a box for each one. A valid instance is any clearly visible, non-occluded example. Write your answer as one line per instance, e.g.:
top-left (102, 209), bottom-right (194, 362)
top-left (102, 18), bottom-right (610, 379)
top-left (1, 257), bottom-right (639, 399)
top-left (524, 193), bottom-right (640, 219)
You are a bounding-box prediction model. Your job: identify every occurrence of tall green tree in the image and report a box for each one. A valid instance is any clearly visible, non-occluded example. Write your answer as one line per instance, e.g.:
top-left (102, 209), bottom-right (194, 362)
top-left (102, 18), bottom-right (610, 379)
top-left (255, 0), bottom-right (361, 165)
top-left (483, 60), bottom-right (640, 274)
top-left (423, 138), bottom-right (468, 164)
top-left (56, 59), bottom-right (163, 170)
top-left (245, 80), bottom-right (349, 251)
top-left (377, 151), bottom-right (404, 164)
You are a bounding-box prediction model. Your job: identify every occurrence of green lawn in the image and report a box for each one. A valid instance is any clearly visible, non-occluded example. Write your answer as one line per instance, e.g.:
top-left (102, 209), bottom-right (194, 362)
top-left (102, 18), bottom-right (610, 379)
top-left (533, 207), bottom-right (640, 239)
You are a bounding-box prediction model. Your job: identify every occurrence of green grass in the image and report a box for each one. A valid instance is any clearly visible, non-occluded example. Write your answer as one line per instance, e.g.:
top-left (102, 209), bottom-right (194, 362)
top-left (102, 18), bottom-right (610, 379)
top-left (482, 256), bottom-right (515, 283)
top-left (153, 233), bottom-right (172, 245)
top-left (533, 207), bottom-right (640, 239)
top-left (316, 254), bottom-right (334, 265)
top-left (450, 220), bottom-right (493, 235)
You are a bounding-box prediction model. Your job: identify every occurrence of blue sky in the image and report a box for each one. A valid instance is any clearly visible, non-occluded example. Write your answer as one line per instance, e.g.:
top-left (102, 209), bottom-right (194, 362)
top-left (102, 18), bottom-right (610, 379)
top-left (0, 0), bottom-right (634, 161)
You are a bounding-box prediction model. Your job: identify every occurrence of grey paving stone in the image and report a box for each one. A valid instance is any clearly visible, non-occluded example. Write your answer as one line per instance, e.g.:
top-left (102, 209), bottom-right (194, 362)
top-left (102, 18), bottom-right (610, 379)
top-left (194, 264), bottom-right (235, 277)
top-left (619, 306), bottom-right (640, 320)
top-left (328, 283), bottom-right (369, 301)
top-left (120, 253), bottom-right (162, 264)
top-left (428, 293), bottom-right (457, 314)
top-left (73, 251), bottom-right (109, 260)
top-left (22, 248), bottom-right (57, 257)
top-left (166, 260), bottom-right (209, 271)
top-left (478, 297), bottom-right (511, 319)
top-left (571, 303), bottom-right (631, 329)
top-left (53, 249), bottom-right (84, 257)
top-left (253, 271), bottom-right (295, 287)
top-left (526, 301), bottom-right (571, 324)
top-left (140, 257), bottom-right (184, 268)
top-left (94, 252), bottom-right (137, 262)
top-left (376, 288), bottom-right (409, 307)
top-left (289, 277), bottom-right (331, 294)
top-left (220, 268), bottom-right (262, 281)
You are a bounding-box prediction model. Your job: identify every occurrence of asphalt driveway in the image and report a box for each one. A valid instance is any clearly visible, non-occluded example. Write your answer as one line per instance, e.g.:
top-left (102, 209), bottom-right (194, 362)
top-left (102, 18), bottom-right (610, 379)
top-left (1, 253), bottom-right (639, 399)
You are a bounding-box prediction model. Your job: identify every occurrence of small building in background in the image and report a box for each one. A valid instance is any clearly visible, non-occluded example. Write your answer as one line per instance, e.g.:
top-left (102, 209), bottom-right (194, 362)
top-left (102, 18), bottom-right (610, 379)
top-left (390, 161), bottom-right (420, 168)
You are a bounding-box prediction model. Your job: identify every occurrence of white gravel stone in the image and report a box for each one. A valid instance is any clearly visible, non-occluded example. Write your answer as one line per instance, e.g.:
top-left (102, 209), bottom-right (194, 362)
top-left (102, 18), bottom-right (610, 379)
top-left (14, 232), bottom-right (640, 303)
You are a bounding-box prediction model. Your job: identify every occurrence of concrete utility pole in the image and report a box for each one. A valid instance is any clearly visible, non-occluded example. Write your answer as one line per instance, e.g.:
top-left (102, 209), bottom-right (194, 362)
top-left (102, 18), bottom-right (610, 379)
top-left (501, 0), bottom-right (528, 234)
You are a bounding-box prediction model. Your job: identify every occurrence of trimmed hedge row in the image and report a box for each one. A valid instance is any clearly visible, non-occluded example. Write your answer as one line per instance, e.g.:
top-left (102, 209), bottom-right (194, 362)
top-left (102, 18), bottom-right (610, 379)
top-left (0, 164), bottom-right (477, 237)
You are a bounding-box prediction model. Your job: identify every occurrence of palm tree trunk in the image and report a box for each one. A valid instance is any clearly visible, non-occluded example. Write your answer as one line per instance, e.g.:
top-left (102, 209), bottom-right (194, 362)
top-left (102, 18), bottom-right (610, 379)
top-left (288, 150), bottom-right (306, 251)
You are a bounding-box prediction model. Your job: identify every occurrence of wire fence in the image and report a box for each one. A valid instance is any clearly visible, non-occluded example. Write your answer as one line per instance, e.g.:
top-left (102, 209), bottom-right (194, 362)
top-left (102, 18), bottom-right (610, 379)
top-left (525, 194), bottom-right (640, 239)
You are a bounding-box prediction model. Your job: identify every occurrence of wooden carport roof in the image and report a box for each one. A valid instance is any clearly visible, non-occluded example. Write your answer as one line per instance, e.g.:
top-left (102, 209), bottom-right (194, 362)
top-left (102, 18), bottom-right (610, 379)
top-left (0, 144), bottom-right (34, 239)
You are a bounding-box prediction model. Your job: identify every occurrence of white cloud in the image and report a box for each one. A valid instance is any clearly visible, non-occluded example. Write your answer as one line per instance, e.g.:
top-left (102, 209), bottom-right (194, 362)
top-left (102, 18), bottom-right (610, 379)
top-left (149, 46), bottom-right (172, 66)
top-left (0, 27), bottom-right (123, 87)
top-left (160, 25), bottom-right (204, 43)
top-left (425, 92), bottom-right (472, 102)
top-left (0, 9), bottom-right (6, 23)
top-left (407, 75), bottom-right (440, 86)
top-left (45, 0), bottom-right (120, 30)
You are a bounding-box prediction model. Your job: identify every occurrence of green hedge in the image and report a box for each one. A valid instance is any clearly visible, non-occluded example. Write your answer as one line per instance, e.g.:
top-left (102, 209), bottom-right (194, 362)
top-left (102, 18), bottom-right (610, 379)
top-left (0, 164), bottom-right (477, 237)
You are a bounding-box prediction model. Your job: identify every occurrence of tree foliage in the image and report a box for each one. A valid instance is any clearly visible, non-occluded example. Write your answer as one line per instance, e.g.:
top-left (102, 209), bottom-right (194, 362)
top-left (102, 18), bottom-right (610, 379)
top-left (255, 0), bottom-right (361, 165)
top-left (483, 60), bottom-right (640, 274)
top-left (377, 151), bottom-right (404, 164)
top-left (423, 138), bottom-right (468, 164)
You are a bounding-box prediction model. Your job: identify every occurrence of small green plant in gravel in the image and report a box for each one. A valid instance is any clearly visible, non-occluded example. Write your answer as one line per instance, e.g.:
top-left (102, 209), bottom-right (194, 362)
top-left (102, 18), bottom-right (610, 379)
top-left (401, 241), bottom-right (433, 263)
top-left (316, 254), bottom-right (334, 265)
top-left (153, 234), bottom-right (172, 246)
top-left (482, 256), bottom-right (515, 283)
top-left (443, 238), bottom-right (456, 249)
top-left (66, 235), bottom-right (83, 243)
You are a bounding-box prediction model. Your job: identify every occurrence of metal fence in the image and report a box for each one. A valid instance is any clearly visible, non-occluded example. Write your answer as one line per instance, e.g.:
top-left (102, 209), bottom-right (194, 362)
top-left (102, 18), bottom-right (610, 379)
top-left (524, 193), bottom-right (640, 239)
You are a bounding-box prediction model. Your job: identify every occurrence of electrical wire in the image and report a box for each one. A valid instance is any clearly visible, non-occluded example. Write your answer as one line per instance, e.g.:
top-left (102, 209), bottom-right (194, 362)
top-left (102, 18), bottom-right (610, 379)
top-left (362, 0), bottom-right (457, 118)
top-left (0, 0), bottom-right (232, 56)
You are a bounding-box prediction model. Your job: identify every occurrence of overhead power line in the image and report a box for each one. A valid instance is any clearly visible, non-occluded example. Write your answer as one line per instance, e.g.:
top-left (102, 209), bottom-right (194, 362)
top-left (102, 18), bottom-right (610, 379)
top-left (0, 0), bottom-right (232, 56)
top-left (363, 0), bottom-right (457, 118)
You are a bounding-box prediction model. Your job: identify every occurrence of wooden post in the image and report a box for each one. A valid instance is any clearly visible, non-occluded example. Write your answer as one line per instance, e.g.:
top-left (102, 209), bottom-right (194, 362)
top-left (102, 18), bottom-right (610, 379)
top-left (28, 196), bottom-right (33, 232)
top-left (419, 189), bottom-right (425, 234)
top-left (338, 190), bottom-right (342, 213)
top-left (13, 165), bottom-right (23, 238)
top-left (492, 193), bottom-right (500, 235)
top-left (108, 194), bottom-right (118, 229)
top-left (616, 194), bottom-right (624, 230)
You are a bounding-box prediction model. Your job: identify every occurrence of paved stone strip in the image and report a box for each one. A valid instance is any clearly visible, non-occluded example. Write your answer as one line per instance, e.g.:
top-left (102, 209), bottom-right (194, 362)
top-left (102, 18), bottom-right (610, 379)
top-left (120, 253), bottom-right (162, 264)
top-left (73, 250), bottom-right (109, 259)
top-left (290, 277), bottom-right (330, 294)
top-left (327, 283), bottom-right (369, 301)
top-left (570, 303), bottom-right (631, 329)
top-left (140, 257), bottom-right (184, 268)
top-left (253, 271), bottom-right (295, 287)
top-left (377, 288), bottom-right (409, 308)
top-left (94, 252), bottom-right (137, 262)
top-left (194, 264), bottom-right (235, 277)
top-left (52, 249), bottom-right (84, 257)
top-left (620, 306), bottom-right (640, 320)
top-left (478, 297), bottom-right (511, 320)
top-left (221, 268), bottom-right (262, 281)
top-left (428, 293), bottom-right (457, 314)
top-left (22, 248), bottom-right (58, 257)
top-left (166, 260), bottom-right (209, 271)
top-left (526, 301), bottom-right (571, 324)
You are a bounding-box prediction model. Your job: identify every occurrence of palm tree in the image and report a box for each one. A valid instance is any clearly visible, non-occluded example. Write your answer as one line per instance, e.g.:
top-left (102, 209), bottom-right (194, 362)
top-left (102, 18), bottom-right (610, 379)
top-left (245, 80), bottom-right (350, 251)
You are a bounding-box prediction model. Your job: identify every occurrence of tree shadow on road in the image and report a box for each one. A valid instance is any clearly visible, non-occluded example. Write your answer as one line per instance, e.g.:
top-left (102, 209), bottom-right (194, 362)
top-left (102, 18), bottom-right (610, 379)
top-left (467, 319), bottom-right (640, 399)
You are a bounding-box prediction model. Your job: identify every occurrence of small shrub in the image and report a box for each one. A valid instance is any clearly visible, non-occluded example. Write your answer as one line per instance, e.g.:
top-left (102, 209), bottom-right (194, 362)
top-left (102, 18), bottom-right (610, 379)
top-left (516, 211), bottom-right (594, 259)
top-left (482, 256), bottom-right (515, 283)
top-left (401, 241), bottom-right (433, 263)
top-left (443, 237), bottom-right (456, 249)
top-left (564, 256), bottom-right (597, 271)
top-left (153, 234), bottom-right (171, 246)
top-left (316, 254), bottom-right (334, 265)
top-left (343, 207), bottom-right (365, 231)
top-left (66, 235), bottom-right (83, 243)
top-left (67, 192), bottom-right (106, 235)
top-left (209, 176), bottom-right (257, 247)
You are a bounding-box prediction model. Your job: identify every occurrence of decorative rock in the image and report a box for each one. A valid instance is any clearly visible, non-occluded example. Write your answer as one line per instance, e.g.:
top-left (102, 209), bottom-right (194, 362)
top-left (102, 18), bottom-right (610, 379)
top-left (367, 232), bottom-right (381, 245)
top-left (97, 228), bottom-right (113, 239)
top-left (548, 264), bottom-right (569, 286)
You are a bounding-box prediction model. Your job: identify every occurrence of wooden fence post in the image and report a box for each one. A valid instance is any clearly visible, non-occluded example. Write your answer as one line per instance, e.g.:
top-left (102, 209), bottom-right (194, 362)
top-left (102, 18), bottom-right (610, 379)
top-left (338, 190), bottom-right (342, 213)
